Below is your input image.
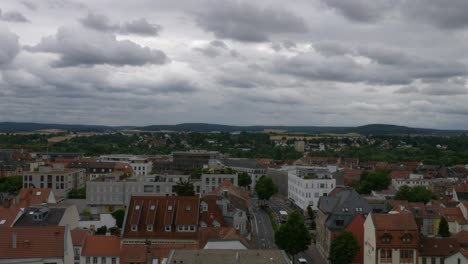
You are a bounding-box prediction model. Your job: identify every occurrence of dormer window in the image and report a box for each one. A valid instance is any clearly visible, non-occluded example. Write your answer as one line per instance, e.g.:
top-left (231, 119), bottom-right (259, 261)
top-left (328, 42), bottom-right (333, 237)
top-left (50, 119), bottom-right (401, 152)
top-left (147, 225), bottom-right (153, 232)
top-left (381, 233), bottom-right (392, 244)
top-left (168, 205), bottom-right (173, 211)
top-left (135, 205), bottom-right (140, 210)
top-left (401, 233), bottom-right (412, 244)
top-left (131, 224), bottom-right (138, 231)
top-left (150, 205), bottom-right (155, 211)
top-left (165, 225), bottom-right (171, 232)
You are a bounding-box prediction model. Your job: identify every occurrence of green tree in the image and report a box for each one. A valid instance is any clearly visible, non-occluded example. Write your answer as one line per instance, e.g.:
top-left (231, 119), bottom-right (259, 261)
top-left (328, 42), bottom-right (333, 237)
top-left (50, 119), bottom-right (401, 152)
top-left (0, 176), bottom-right (23, 192)
top-left (174, 179), bottom-right (195, 196)
top-left (238, 172), bottom-right (252, 187)
top-left (95, 225), bottom-right (108, 235)
top-left (438, 217), bottom-right (450, 237)
top-left (355, 170), bottom-right (391, 194)
top-left (255, 176), bottom-right (278, 201)
top-left (111, 209), bottom-right (125, 228)
top-left (190, 168), bottom-right (202, 179)
top-left (329, 231), bottom-right (360, 264)
top-left (275, 211), bottom-right (312, 262)
top-left (67, 187), bottom-right (86, 199)
top-left (394, 186), bottom-right (436, 203)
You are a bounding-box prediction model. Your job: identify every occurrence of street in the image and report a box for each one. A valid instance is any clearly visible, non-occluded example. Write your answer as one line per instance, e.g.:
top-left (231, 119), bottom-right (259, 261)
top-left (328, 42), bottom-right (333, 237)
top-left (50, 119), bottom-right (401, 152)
top-left (251, 195), bottom-right (327, 264)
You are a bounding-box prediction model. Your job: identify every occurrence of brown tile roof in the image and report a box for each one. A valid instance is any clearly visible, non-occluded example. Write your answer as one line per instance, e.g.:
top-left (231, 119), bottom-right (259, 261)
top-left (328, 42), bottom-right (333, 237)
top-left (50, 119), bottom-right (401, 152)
top-left (455, 181), bottom-right (468, 193)
top-left (0, 207), bottom-right (20, 228)
top-left (442, 207), bottom-right (468, 225)
top-left (454, 231), bottom-right (468, 246)
top-left (0, 226), bottom-right (66, 259)
top-left (419, 237), bottom-right (460, 257)
top-left (71, 229), bottom-right (89, 246)
top-left (199, 196), bottom-right (226, 227)
top-left (17, 188), bottom-right (53, 208)
top-left (81, 235), bottom-right (121, 257)
top-left (372, 213), bottom-right (418, 231)
top-left (124, 196), bottom-right (205, 241)
top-left (390, 170), bottom-right (411, 179)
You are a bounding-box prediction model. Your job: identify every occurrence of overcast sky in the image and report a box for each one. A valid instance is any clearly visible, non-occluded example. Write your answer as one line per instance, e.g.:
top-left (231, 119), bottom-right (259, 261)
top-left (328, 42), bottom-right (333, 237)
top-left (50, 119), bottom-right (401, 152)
top-left (1, 0), bottom-right (468, 129)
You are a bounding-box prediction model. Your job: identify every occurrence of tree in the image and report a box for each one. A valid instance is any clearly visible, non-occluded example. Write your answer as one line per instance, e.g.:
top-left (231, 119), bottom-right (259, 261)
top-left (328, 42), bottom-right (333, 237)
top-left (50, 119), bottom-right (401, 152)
top-left (438, 217), bottom-right (450, 237)
top-left (238, 172), bottom-right (252, 187)
top-left (0, 176), bottom-right (23, 192)
top-left (190, 168), bottom-right (202, 179)
top-left (67, 187), bottom-right (86, 199)
top-left (174, 179), bottom-right (195, 196)
top-left (307, 205), bottom-right (316, 230)
top-left (95, 225), bottom-right (108, 235)
top-left (329, 231), bottom-right (360, 264)
top-left (355, 170), bottom-right (391, 194)
top-left (394, 186), bottom-right (437, 203)
top-left (275, 211), bottom-right (311, 262)
top-left (112, 209), bottom-right (125, 228)
top-left (255, 176), bottom-right (278, 201)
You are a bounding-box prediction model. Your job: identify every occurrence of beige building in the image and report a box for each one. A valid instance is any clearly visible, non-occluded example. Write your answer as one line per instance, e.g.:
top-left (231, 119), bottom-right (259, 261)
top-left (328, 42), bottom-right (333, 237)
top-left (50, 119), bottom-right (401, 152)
top-left (23, 166), bottom-right (85, 197)
top-left (294, 140), bottom-right (305, 152)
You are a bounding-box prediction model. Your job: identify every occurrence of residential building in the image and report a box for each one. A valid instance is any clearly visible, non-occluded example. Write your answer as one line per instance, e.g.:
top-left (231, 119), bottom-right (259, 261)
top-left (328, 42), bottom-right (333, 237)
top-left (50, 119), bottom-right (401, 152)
top-left (441, 205), bottom-right (468, 234)
top-left (0, 225), bottom-right (74, 264)
top-left (68, 161), bottom-right (132, 180)
top-left (166, 249), bottom-right (290, 264)
top-left (71, 229), bottom-right (89, 264)
top-left (287, 166), bottom-right (336, 211)
top-left (121, 196), bottom-right (226, 244)
top-left (389, 201), bottom-right (442, 236)
top-left (294, 141), bottom-right (305, 152)
top-left (444, 248), bottom-right (468, 264)
top-left (453, 181), bottom-right (468, 201)
top-left (81, 235), bottom-right (120, 264)
top-left (86, 175), bottom-right (196, 214)
top-left (22, 166), bottom-right (85, 197)
top-left (13, 204), bottom-right (80, 230)
top-left (201, 173), bottom-right (238, 194)
top-left (316, 187), bottom-right (373, 263)
top-left (364, 213), bottom-right (419, 264)
top-left (98, 155), bottom-right (152, 176)
top-left (172, 150), bottom-right (220, 172)
top-left (220, 158), bottom-right (266, 189)
top-left (419, 237), bottom-right (460, 264)
top-left (391, 173), bottom-right (430, 190)
top-left (15, 188), bottom-right (56, 207)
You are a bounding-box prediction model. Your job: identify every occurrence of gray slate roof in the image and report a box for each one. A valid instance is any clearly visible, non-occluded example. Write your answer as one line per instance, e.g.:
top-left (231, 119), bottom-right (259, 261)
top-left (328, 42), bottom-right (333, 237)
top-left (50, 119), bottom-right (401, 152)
top-left (14, 207), bottom-right (66, 227)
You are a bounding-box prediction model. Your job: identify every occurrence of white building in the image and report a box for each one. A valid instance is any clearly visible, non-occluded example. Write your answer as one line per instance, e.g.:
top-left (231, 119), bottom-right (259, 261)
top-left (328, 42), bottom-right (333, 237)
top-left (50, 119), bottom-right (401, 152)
top-left (23, 166), bottom-right (86, 197)
top-left (391, 173), bottom-right (430, 190)
top-left (99, 154), bottom-right (152, 176)
top-left (287, 166), bottom-right (336, 211)
top-left (201, 173), bottom-right (238, 194)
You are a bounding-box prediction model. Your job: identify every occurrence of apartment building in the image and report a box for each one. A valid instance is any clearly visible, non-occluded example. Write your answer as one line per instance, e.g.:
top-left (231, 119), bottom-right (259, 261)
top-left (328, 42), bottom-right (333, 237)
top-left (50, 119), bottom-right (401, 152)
top-left (86, 175), bottom-right (197, 213)
top-left (172, 150), bottom-right (220, 172)
top-left (22, 166), bottom-right (85, 197)
top-left (80, 235), bottom-right (120, 264)
top-left (201, 173), bottom-right (238, 194)
top-left (287, 166), bottom-right (336, 211)
top-left (99, 154), bottom-right (152, 176)
top-left (220, 158), bottom-right (265, 189)
top-left (364, 213), bottom-right (419, 264)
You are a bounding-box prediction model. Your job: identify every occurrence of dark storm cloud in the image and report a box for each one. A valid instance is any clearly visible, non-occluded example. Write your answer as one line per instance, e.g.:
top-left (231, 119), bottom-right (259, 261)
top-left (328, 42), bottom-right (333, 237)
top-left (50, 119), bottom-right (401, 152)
top-left (321, 0), bottom-right (396, 23)
top-left (420, 82), bottom-right (468, 96)
top-left (314, 41), bottom-right (352, 57)
top-left (194, 1), bottom-right (307, 42)
top-left (25, 26), bottom-right (168, 67)
top-left (193, 40), bottom-right (230, 58)
top-left (154, 79), bottom-right (199, 94)
top-left (193, 46), bottom-right (221, 58)
top-left (80, 13), bottom-right (162, 36)
top-left (402, 0), bottom-right (468, 29)
top-left (79, 12), bottom-right (119, 32)
top-left (0, 28), bottom-right (20, 66)
top-left (209, 40), bottom-right (227, 49)
top-left (0, 8), bottom-right (30, 23)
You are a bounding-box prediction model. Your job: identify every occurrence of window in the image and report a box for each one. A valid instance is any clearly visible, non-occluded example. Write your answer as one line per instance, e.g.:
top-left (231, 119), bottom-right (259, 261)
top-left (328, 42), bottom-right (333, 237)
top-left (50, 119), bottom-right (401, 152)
top-left (112, 258), bottom-right (116, 264)
top-left (401, 233), bottom-right (413, 244)
top-left (86, 257), bottom-right (90, 264)
top-left (320, 183), bottom-right (325, 188)
top-left (131, 224), bottom-right (138, 231)
top-left (431, 257), bottom-right (436, 264)
top-left (93, 257), bottom-right (98, 264)
top-left (41, 175), bottom-right (44, 181)
top-left (165, 225), bottom-right (171, 232)
top-left (422, 258), bottom-right (426, 264)
top-left (380, 249), bottom-right (392, 263)
top-left (381, 233), bottom-right (392, 244)
top-left (314, 193), bottom-right (319, 198)
top-left (147, 225), bottom-right (153, 231)
top-left (400, 250), bottom-right (414, 264)
top-left (102, 257), bottom-right (106, 264)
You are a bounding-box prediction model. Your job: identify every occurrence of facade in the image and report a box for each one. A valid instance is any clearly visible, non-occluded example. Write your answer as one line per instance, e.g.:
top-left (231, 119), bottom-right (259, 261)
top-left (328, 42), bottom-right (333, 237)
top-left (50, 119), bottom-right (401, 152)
top-left (98, 155), bottom-right (152, 176)
top-left (287, 167), bottom-right (336, 211)
top-left (316, 187), bottom-right (373, 263)
top-left (172, 150), bottom-right (220, 172)
top-left (86, 175), bottom-right (195, 214)
top-left (220, 158), bottom-right (266, 189)
top-left (71, 229), bottom-right (89, 264)
top-left (201, 173), bottom-right (238, 194)
top-left (364, 213), bottom-right (419, 264)
top-left (294, 141), bottom-right (305, 152)
top-left (391, 173), bottom-right (430, 190)
top-left (22, 166), bottom-right (85, 197)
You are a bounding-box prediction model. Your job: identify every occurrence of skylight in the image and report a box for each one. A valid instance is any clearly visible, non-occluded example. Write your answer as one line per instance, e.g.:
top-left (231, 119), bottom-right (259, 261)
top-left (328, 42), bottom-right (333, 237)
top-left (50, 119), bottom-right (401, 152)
top-left (36, 191), bottom-right (42, 196)
top-left (168, 205), bottom-right (173, 211)
top-left (0, 220), bottom-right (6, 225)
top-left (135, 205), bottom-right (140, 210)
top-left (150, 205), bottom-right (155, 210)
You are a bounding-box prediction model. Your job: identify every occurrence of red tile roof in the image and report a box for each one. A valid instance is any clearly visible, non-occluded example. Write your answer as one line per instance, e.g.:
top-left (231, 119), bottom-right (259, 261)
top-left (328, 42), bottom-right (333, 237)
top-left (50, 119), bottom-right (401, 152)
top-left (390, 170), bottom-right (411, 179)
top-left (372, 213), bottom-right (418, 230)
top-left (17, 188), bottom-right (53, 208)
top-left (0, 207), bottom-right (20, 228)
top-left (0, 226), bottom-right (66, 259)
top-left (71, 229), bottom-right (89, 246)
top-left (442, 207), bottom-right (468, 225)
top-left (371, 213), bottom-right (419, 249)
top-left (455, 181), bottom-right (468, 193)
top-left (419, 237), bottom-right (460, 257)
top-left (207, 179), bottom-right (250, 201)
top-left (81, 235), bottom-right (121, 257)
top-left (454, 231), bottom-right (468, 245)
top-left (199, 196), bottom-right (226, 227)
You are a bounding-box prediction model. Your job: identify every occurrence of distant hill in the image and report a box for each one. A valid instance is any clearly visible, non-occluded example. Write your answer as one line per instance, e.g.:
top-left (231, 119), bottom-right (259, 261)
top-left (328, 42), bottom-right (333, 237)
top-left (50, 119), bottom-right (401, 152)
top-left (0, 122), bottom-right (466, 135)
top-left (0, 122), bottom-right (117, 133)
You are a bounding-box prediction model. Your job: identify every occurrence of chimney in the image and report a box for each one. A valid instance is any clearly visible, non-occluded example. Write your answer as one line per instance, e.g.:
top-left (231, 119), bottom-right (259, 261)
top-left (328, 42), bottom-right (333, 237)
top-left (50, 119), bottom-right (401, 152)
top-left (12, 233), bottom-right (17, 249)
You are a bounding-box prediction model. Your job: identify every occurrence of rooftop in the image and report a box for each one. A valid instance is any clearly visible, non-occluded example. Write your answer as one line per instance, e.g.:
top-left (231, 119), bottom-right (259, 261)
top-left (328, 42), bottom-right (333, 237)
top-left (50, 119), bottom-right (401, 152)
top-left (419, 237), bottom-right (460, 257)
top-left (372, 213), bottom-right (418, 230)
top-left (81, 235), bottom-right (121, 257)
top-left (13, 206), bottom-right (66, 227)
top-left (168, 249), bottom-right (289, 264)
